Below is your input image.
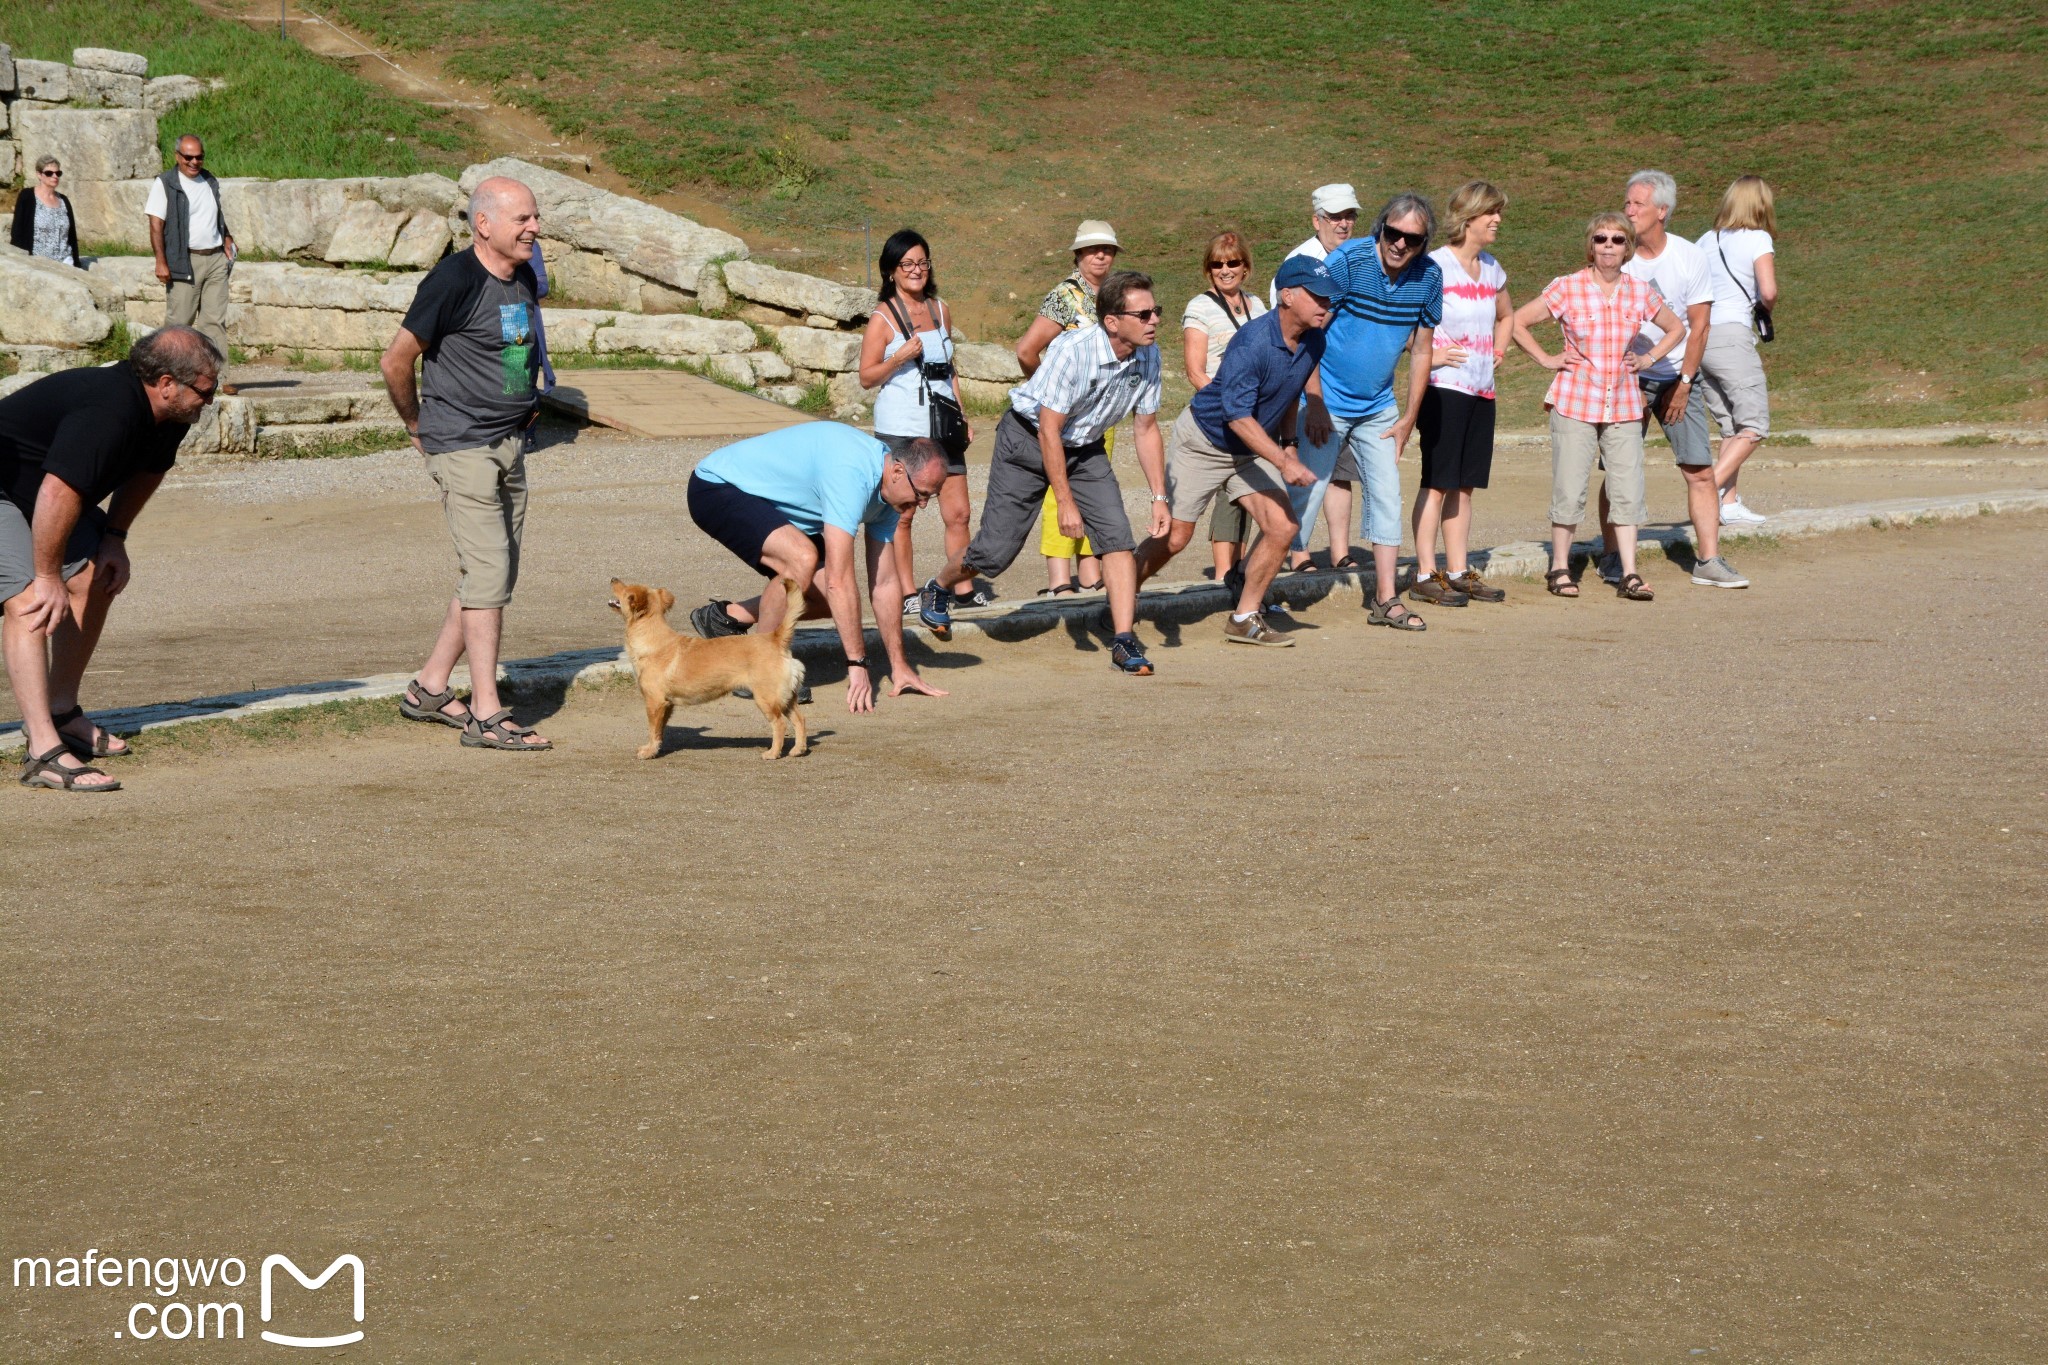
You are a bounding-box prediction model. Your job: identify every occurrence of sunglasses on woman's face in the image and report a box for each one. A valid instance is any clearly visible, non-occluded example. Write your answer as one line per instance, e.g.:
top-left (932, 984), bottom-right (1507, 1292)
top-left (1591, 234), bottom-right (1628, 246)
top-left (1381, 224), bottom-right (1427, 251)
top-left (1209, 259), bottom-right (1247, 271)
top-left (42, 169), bottom-right (63, 178)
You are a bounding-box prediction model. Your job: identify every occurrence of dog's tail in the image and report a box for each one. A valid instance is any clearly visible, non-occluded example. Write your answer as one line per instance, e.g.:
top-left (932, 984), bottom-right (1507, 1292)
top-left (772, 576), bottom-right (805, 650)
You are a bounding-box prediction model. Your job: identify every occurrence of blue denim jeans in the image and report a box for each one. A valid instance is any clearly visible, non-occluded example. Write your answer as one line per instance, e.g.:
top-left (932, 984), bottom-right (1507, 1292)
top-left (1291, 407), bottom-right (1402, 551)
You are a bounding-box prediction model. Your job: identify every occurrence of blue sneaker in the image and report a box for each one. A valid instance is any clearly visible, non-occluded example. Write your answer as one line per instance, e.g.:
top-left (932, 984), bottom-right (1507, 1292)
top-left (1109, 634), bottom-right (1154, 676)
top-left (917, 578), bottom-right (952, 639)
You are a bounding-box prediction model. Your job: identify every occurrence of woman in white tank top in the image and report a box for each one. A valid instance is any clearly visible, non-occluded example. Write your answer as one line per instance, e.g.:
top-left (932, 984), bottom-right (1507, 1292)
top-left (858, 229), bottom-right (979, 612)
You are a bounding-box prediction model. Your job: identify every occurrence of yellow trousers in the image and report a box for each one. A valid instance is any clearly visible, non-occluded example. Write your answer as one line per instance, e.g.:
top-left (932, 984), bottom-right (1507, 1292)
top-left (1038, 425), bottom-right (1114, 558)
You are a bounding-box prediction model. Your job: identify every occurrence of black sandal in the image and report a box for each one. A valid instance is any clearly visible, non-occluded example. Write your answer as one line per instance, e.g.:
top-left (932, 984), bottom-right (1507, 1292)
top-left (400, 679), bottom-right (472, 729)
top-left (1545, 568), bottom-right (1579, 598)
top-left (461, 708), bottom-right (552, 751)
top-left (19, 744), bottom-right (121, 793)
top-left (1331, 554), bottom-right (1363, 572)
top-left (1616, 573), bottom-right (1656, 602)
top-left (50, 704), bottom-right (128, 759)
top-left (1036, 583), bottom-right (1079, 597)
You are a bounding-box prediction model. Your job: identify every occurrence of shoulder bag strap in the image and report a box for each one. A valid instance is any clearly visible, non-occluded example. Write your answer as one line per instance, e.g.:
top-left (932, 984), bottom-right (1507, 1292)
top-left (1205, 289), bottom-right (1246, 331)
top-left (1715, 231), bottom-right (1756, 308)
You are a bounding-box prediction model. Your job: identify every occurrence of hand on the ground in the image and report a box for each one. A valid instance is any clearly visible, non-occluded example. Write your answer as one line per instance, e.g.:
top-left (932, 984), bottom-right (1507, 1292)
top-left (888, 669), bottom-right (948, 700)
top-left (19, 575), bottom-right (69, 636)
top-left (846, 668), bottom-right (877, 713)
top-left (1431, 344), bottom-right (1469, 369)
top-left (1055, 497), bottom-right (1085, 540)
top-left (1383, 416), bottom-right (1416, 457)
top-left (1303, 396), bottom-right (1333, 445)
top-left (1147, 500), bottom-right (1171, 538)
top-left (93, 538), bottom-right (133, 597)
top-left (1280, 453), bottom-right (1315, 488)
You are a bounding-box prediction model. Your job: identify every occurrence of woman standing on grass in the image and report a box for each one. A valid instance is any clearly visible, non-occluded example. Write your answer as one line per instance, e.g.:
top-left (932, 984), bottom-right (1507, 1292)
top-left (1511, 212), bottom-right (1688, 602)
top-left (859, 229), bottom-right (978, 614)
top-left (1181, 230), bottom-right (1267, 584)
top-left (11, 156), bottom-right (80, 269)
top-left (1015, 220), bottom-right (1121, 595)
top-left (1695, 175), bottom-right (1779, 526)
top-left (1410, 180), bottom-right (1512, 607)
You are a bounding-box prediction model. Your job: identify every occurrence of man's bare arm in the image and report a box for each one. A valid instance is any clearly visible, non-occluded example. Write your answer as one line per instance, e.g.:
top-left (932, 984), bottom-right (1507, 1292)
top-left (381, 327), bottom-right (427, 446)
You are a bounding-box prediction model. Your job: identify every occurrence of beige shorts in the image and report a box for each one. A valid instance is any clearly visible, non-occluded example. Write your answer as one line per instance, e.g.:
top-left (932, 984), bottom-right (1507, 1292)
top-left (1164, 407), bottom-right (1286, 525)
top-left (1698, 325), bottom-right (1771, 440)
top-left (423, 433), bottom-right (528, 609)
top-left (1550, 412), bottom-right (1646, 527)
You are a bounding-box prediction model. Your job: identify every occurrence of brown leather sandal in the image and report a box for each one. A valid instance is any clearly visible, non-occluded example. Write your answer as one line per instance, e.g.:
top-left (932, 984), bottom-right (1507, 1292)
top-left (461, 708), bottom-right (552, 751)
top-left (19, 744), bottom-right (121, 793)
top-left (1616, 573), bottom-right (1656, 601)
top-left (1545, 568), bottom-right (1579, 597)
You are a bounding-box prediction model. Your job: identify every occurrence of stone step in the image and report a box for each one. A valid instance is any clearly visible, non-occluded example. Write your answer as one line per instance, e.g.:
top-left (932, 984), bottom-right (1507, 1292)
top-left (254, 417), bottom-right (410, 457)
top-left (243, 389), bottom-right (388, 424)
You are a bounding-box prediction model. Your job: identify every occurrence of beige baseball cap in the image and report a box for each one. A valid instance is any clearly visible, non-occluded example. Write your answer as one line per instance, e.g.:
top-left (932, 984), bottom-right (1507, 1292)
top-left (1311, 183), bottom-right (1362, 216)
top-left (1070, 220), bottom-right (1121, 251)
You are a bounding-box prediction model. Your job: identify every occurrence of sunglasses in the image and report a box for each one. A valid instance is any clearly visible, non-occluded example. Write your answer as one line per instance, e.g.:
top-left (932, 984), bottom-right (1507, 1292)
top-left (177, 152), bottom-right (205, 163)
top-left (1208, 258), bottom-right (1247, 271)
top-left (1113, 308), bottom-right (1164, 322)
top-left (1381, 224), bottom-right (1428, 251)
top-left (1591, 233), bottom-right (1629, 246)
top-left (41, 168), bottom-right (63, 178)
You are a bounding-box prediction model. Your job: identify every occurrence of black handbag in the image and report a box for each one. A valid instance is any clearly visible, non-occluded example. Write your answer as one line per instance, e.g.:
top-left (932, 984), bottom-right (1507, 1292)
top-left (888, 296), bottom-right (970, 459)
top-left (1716, 232), bottom-right (1774, 343)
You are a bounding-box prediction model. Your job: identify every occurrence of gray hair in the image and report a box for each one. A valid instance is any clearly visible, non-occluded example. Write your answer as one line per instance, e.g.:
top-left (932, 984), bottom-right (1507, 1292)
top-left (896, 438), bottom-right (947, 479)
top-left (34, 154), bottom-right (61, 175)
top-left (175, 133), bottom-right (204, 153)
top-left (129, 326), bottom-right (224, 388)
top-left (1372, 193), bottom-right (1437, 247)
top-left (467, 176), bottom-right (533, 228)
top-left (1627, 169), bottom-right (1678, 217)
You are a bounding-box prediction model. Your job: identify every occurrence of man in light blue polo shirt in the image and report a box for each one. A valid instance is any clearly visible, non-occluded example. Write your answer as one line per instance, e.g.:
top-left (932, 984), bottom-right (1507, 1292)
top-left (1134, 254), bottom-right (1332, 647)
top-left (687, 421), bottom-right (950, 713)
top-left (1298, 192), bottom-right (1444, 631)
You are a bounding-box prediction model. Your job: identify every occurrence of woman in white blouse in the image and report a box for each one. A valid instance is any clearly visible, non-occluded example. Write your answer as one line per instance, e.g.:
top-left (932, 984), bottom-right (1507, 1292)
top-left (1695, 176), bottom-right (1780, 525)
top-left (1180, 231), bottom-right (1267, 584)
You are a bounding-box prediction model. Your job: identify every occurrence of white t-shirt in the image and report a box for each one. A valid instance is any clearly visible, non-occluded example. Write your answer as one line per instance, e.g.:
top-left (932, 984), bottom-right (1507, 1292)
top-left (1425, 247), bottom-right (1507, 399)
top-left (143, 172), bottom-right (223, 249)
top-left (1268, 234), bottom-right (1331, 308)
top-left (1181, 290), bottom-right (1267, 381)
top-left (1621, 232), bottom-right (1712, 380)
top-left (1696, 228), bottom-right (1774, 328)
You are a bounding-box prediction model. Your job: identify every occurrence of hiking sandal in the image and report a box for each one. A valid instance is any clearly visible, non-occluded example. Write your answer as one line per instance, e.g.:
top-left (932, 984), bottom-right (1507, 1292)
top-left (400, 679), bottom-right (471, 729)
top-left (19, 744), bottom-right (121, 793)
top-left (1036, 583), bottom-right (1079, 597)
top-left (1331, 554), bottom-right (1363, 572)
top-left (50, 704), bottom-right (128, 759)
top-left (1616, 573), bottom-right (1656, 602)
top-left (1545, 568), bottom-right (1579, 598)
top-left (1368, 593), bottom-right (1427, 631)
top-left (461, 708), bottom-right (553, 751)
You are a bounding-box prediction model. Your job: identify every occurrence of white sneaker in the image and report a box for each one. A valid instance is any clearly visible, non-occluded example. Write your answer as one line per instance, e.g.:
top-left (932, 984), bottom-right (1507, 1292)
top-left (1720, 499), bottom-right (1767, 526)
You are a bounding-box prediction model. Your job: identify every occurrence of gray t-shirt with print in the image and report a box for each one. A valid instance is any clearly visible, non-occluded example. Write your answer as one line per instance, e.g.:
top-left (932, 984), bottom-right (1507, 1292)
top-left (401, 249), bottom-right (541, 453)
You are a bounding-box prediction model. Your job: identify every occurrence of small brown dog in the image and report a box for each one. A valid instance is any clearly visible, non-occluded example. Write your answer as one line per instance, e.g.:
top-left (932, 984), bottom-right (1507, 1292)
top-left (608, 577), bottom-right (809, 759)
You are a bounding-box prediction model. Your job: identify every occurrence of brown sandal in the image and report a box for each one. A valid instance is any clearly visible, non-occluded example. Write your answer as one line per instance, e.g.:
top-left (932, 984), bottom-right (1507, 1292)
top-left (1545, 568), bottom-right (1579, 597)
top-left (461, 708), bottom-right (552, 751)
top-left (1616, 573), bottom-right (1656, 601)
top-left (19, 744), bottom-right (121, 793)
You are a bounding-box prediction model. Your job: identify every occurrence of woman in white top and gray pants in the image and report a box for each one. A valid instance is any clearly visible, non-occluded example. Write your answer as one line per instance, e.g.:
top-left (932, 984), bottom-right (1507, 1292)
top-left (1695, 176), bottom-right (1780, 525)
top-left (859, 229), bottom-right (978, 609)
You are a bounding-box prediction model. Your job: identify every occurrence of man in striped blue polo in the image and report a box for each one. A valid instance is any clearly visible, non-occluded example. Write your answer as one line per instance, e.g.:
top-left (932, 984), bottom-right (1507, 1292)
top-left (1295, 193), bottom-right (1445, 631)
top-left (921, 270), bottom-right (1171, 676)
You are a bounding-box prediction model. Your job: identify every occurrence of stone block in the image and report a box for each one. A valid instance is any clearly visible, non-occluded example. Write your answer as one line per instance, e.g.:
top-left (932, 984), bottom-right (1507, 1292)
top-left (323, 199), bottom-right (406, 264)
top-left (235, 304), bottom-right (407, 351)
top-left (126, 298), bottom-right (167, 330)
top-left (639, 279), bottom-right (694, 314)
top-left (0, 43), bottom-right (15, 95)
top-left (84, 254), bottom-right (162, 299)
top-left (2, 99), bottom-right (10, 133)
top-left (535, 239), bottom-right (637, 310)
top-left (72, 48), bottom-right (149, 77)
top-left (722, 258), bottom-right (873, 323)
top-left (695, 261), bottom-right (730, 312)
top-left (143, 75), bottom-right (211, 114)
top-left (955, 377), bottom-right (1013, 409)
top-left (758, 385), bottom-right (808, 408)
top-left (735, 301), bottom-right (799, 328)
top-left (242, 263), bottom-right (425, 313)
top-left (0, 244), bottom-right (113, 346)
top-left (15, 59), bottom-right (69, 103)
top-left (459, 157), bottom-right (747, 292)
top-left (593, 313), bottom-right (755, 357)
top-left (705, 354), bottom-right (753, 388)
top-left (538, 308), bottom-right (604, 354)
top-left (68, 66), bottom-right (144, 109)
top-left (827, 371), bottom-right (869, 419)
top-left (62, 179), bottom-right (153, 251)
top-left (0, 142), bottom-right (13, 183)
top-left (184, 397), bottom-right (254, 457)
top-left (953, 340), bottom-right (1024, 384)
top-left (774, 325), bottom-right (861, 373)
top-left (749, 349), bottom-right (793, 382)
top-left (1, 345), bottom-right (98, 374)
top-left (15, 108), bottom-right (160, 183)
top-left (245, 392), bottom-right (358, 424)
top-left (386, 210), bottom-right (451, 269)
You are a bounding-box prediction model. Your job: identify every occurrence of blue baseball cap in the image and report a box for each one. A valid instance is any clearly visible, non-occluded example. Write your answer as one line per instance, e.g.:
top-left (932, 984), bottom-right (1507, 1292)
top-left (1273, 254), bottom-right (1334, 299)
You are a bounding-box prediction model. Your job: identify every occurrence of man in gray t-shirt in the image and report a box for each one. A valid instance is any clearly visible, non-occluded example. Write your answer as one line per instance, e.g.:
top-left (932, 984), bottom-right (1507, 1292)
top-left (379, 175), bottom-right (552, 752)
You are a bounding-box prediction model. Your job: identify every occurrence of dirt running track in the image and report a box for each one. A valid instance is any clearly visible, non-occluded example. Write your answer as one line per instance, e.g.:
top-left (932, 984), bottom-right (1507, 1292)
top-left (3, 517), bottom-right (2045, 1361)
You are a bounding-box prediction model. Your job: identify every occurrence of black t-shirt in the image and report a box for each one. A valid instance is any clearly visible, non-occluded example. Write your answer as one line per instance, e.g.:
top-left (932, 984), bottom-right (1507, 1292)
top-left (400, 248), bottom-right (541, 454)
top-left (0, 367), bottom-right (186, 515)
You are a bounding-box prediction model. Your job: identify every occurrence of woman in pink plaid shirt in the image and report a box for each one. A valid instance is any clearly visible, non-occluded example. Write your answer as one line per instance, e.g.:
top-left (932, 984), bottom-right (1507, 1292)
top-left (1511, 212), bottom-right (1687, 601)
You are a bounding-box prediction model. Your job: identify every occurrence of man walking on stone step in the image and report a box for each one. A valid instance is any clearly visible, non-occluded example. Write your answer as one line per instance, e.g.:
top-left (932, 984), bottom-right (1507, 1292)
top-left (918, 270), bottom-right (1171, 677)
top-left (1, 327), bottom-right (222, 792)
top-left (146, 135), bottom-right (237, 392)
top-left (1599, 169), bottom-right (1749, 590)
top-left (381, 175), bottom-right (554, 753)
top-left (1134, 255), bottom-right (1332, 648)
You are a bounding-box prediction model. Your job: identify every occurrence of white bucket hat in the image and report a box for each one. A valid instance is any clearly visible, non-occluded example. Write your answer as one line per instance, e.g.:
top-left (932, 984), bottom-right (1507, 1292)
top-left (1311, 183), bottom-right (1361, 216)
top-left (1070, 220), bottom-right (1121, 251)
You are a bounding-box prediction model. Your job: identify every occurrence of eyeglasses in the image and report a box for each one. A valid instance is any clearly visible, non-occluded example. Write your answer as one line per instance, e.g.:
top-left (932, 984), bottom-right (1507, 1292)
top-left (1591, 233), bottom-right (1629, 246)
top-left (898, 259), bottom-right (931, 273)
top-left (1208, 259), bottom-right (1247, 271)
top-left (41, 169), bottom-right (63, 178)
top-left (1381, 224), bottom-right (1428, 251)
top-left (1112, 308), bottom-right (1164, 322)
top-left (177, 151), bottom-right (205, 163)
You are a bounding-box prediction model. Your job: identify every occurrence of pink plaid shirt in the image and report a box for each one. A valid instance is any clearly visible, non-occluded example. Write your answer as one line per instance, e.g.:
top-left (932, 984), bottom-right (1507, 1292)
top-left (1539, 270), bottom-right (1665, 424)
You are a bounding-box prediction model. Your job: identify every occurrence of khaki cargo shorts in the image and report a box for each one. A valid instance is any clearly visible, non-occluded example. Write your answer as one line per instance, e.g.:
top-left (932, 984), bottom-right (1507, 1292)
top-left (423, 432), bottom-right (528, 609)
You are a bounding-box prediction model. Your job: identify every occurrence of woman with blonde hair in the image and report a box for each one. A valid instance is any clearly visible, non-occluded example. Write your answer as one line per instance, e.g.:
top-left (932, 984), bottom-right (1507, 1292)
top-left (1181, 230), bottom-right (1268, 586)
top-left (1511, 213), bottom-right (1688, 601)
top-left (1695, 175), bottom-right (1779, 525)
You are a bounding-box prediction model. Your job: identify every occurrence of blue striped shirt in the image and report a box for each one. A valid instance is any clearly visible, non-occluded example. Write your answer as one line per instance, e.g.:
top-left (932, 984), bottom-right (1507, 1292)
top-left (1010, 324), bottom-right (1162, 446)
top-left (1319, 240), bottom-right (1443, 419)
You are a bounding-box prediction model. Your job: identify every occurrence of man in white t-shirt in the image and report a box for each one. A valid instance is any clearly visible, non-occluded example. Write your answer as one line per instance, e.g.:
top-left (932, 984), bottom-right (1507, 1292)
top-left (145, 136), bottom-right (236, 387)
top-left (1597, 169), bottom-right (1747, 589)
top-left (1273, 183), bottom-right (1361, 572)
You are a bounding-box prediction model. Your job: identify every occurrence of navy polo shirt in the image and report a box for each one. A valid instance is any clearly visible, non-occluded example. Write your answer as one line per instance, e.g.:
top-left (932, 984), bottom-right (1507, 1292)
top-left (1188, 310), bottom-right (1326, 455)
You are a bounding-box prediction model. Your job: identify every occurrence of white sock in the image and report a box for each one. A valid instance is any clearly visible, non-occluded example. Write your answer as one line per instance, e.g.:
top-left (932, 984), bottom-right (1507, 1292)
top-left (1232, 611), bottom-right (1256, 623)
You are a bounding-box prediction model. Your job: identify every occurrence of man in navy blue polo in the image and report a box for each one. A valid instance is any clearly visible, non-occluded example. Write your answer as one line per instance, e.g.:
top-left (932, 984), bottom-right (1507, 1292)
top-left (1133, 255), bottom-right (1331, 647)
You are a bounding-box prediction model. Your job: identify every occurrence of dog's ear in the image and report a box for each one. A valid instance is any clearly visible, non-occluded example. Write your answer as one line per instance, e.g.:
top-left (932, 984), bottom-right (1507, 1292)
top-left (657, 588), bottom-right (675, 615)
top-left (626, 587), bottom-right (648, 617)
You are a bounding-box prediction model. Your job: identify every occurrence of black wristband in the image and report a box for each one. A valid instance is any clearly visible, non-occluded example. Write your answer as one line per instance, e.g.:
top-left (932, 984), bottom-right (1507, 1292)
top-left (102, 526), bottom-right (128, 540)
top-left (846, 658), bottom-right (869, 671)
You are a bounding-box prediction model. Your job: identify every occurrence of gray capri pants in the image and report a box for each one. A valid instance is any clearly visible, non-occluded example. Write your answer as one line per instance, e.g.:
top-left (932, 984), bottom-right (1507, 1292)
top-left (1698, 326), bottom-right (1771, 440)
top-left (962, 409), bottom-right (1136, 578)
top-left (0, 500), bottom-right (106, 605)
top-left (1550, 412), bottom-right (1647, 527)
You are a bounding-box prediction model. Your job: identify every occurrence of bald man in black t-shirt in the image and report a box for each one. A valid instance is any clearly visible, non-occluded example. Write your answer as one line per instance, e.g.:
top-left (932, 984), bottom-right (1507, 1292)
top-left (1, 326), bottom-right (221, 791)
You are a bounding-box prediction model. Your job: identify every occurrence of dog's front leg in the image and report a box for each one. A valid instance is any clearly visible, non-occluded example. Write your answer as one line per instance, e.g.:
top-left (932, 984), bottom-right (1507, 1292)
top-left (639, 692), bottom-right (672, 760)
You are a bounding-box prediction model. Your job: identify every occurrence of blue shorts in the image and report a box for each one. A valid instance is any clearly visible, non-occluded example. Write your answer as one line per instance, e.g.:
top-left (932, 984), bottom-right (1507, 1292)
top-left (687, 473), bottom-right (823, 577)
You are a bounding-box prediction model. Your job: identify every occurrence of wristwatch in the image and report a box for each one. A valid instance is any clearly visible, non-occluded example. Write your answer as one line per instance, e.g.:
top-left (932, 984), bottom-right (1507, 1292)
top-left (1678, 372), bottom-right (1697, 386)
top-left (1150, 493), bottom-right (1169, 502)
top-left (845, 657), bottom-right (869, 671)
top-left (102, 526), bottom-right (129, 540)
